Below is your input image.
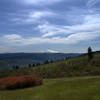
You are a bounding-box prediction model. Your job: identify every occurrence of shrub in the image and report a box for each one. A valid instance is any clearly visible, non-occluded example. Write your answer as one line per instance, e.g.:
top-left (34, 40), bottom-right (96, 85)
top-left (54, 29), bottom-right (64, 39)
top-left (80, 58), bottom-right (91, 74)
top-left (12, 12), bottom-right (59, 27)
top-left (0, 74), bottom-right (43, 90)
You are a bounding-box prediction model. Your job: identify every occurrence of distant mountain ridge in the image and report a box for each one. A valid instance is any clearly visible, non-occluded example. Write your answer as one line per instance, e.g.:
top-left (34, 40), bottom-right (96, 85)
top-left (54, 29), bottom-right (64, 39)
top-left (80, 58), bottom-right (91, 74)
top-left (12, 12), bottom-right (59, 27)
top-left (0, 53), bottom-right (81, 69)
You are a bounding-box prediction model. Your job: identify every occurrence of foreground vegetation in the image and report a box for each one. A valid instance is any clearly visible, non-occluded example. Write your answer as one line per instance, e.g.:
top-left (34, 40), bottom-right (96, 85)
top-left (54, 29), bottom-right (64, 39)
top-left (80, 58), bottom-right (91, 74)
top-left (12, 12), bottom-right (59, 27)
top-left (0, 51), bottom-right (100, 100)
top-left (0, 75), bottom-right (42, 90)
top-left (0, 52), bottom-right (100, 78)
top-left (0, 76), bottom-right (100, 100)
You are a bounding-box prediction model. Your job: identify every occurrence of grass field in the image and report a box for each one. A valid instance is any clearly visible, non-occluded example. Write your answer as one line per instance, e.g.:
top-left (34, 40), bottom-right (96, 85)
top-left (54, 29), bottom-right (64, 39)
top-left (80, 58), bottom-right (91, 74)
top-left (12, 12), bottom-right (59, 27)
top-left (31, 53), bottom-right (100, 78)
top-left (0, 76), bottom-right (100, 100)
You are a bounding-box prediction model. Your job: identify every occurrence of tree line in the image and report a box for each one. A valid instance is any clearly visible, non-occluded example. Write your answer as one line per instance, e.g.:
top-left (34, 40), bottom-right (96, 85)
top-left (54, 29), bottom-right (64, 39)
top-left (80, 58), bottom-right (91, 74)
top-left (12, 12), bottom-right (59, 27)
top-left (13, 46), bottom-right (94, 70)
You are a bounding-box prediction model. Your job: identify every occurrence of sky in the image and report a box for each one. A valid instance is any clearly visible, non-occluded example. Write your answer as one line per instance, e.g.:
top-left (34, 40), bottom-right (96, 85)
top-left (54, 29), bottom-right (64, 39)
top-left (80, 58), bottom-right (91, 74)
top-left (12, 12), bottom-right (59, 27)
top-left (0, 0), bottom-right (100, 53)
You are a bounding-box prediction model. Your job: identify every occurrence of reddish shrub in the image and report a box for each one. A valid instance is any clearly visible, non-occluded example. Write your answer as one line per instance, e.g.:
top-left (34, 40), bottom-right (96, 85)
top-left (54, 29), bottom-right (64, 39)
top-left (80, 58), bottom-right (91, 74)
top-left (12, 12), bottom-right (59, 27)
top-left (0, 74), bottom-right (43, 90)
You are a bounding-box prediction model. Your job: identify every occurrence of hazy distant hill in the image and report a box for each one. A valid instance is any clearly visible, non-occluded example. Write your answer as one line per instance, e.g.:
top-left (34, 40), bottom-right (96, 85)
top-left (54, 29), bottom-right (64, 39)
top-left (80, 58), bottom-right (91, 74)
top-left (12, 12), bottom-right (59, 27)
top-left (0, 53), bottom-right (80, 69)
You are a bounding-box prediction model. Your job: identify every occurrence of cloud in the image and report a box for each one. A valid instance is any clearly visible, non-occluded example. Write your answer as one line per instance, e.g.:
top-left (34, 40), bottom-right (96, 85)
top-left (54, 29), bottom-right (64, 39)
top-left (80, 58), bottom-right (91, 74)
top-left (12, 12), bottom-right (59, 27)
top-left (1, 31), bottom-right (99, 47)
top-left (2, 10), bottom-right (100, 47)
top-left (87, 0), bottom-right (100, 8)
top-left (11, 11), bottom-right (56, 24)
top-left (46, 49), bottom-right (59, 53)
top-left (37, 22), bottom-right (68, 37)
top-left (18, 0), bottom-right (62, 5)
top-left (35, 14), bottom-right (100, 38)
top-left (4, 34), bottom-right (21, 39)
top-left (2, 13), bottom-right (100, 47)
top-left (37, 22), bottom-right (74, 38)
top-left (29, 11), bottom-right (56, 19)
top-left (2, 13), bottom-right (100, 46)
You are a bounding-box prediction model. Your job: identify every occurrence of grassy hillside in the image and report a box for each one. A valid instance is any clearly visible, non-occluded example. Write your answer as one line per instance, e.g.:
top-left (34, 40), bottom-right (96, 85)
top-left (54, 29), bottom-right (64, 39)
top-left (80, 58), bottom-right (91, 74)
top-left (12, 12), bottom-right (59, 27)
top-left (32, 53), bottom-right (100, 78)
top-left (0, 76), bottom-right (100, 100)
top-left (0, 53), bottom-right (100, 100)
top-left (0, 52), bottom-right (100, 78)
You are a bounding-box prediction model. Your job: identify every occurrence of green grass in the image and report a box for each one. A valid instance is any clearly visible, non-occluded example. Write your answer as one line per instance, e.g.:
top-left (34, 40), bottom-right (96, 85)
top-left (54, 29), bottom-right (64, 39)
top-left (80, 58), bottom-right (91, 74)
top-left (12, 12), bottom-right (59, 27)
top-left (0, 53), bottom-right (100, 78)
top-left (32, 53), bottom-right (100, 78)
top-left (0, 76), bottom-right (100, 100)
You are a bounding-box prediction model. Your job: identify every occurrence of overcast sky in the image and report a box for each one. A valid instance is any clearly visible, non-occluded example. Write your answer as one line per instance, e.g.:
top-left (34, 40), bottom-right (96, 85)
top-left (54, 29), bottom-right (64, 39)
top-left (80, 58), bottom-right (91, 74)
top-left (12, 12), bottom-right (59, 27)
top-left (0, 0), bottom-right (100, 53)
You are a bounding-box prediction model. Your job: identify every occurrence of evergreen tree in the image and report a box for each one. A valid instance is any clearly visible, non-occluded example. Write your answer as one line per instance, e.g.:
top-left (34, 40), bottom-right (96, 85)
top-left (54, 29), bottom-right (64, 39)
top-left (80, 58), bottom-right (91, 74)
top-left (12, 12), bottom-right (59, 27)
top-left (88, 46), bottom-right (93, 61)
top-left (32, 64), bottom-right (35, 67)
top-left (15, 65), bottom-right (19, 69)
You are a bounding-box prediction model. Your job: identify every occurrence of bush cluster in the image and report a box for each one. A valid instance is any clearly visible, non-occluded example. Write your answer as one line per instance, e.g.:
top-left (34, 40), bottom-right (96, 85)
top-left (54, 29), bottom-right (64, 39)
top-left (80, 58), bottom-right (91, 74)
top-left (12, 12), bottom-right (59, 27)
top-left (0, 74), bottom-right (43, 90)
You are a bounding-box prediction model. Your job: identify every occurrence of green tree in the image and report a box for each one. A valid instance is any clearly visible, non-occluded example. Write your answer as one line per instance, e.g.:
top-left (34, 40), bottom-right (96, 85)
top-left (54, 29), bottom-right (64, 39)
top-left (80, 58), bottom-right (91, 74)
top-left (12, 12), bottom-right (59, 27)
top-left (88, 47), bottom-right (93, 61)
